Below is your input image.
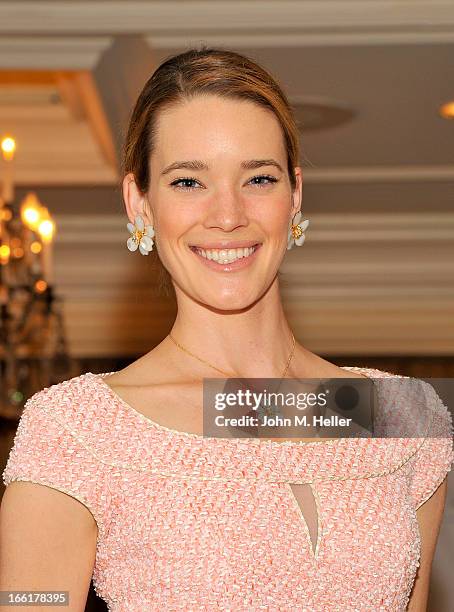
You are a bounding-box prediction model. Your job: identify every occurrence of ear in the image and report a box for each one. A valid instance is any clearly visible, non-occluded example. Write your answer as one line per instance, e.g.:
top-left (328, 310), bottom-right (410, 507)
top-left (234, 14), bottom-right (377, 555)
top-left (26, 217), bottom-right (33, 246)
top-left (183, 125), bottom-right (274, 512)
top-left (290, 167), bottom-right (303, 221)
top-left (122, 173), bottom-right (154, 226)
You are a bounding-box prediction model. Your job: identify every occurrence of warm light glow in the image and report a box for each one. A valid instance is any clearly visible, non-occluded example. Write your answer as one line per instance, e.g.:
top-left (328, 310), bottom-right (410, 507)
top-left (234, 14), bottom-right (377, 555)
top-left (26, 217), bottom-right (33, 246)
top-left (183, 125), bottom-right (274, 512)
top-left (20, 194), bottom-right (56, 240)
top-left (34, 279), bottom-right (48, 293)
top-left (20, 192), bottom-right (43, 230)
top-left (10, 237), bottom-right (21, 248)
top-left (439, 101), bottom-right (454, 119)
top-left (38, 218), bottom-right (55, 243)
top-left (12, 247), bottom-right (24, 258)
top-left (0, 244), bottom-right (10, 261)
top-left (30, 241), bottom-right (42, 254)
top-left (0, 208), bottom-right (12, 221)
top-left (1, 136), bottom-right (16, 161)
top-left (23, 207), bottom-right (40, 226)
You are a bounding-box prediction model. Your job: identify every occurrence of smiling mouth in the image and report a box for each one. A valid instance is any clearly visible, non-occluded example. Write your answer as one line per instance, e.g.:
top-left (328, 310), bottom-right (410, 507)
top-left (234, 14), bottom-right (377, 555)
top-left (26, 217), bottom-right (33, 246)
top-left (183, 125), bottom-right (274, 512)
top-left (189, 243), bottom-right (261, 264)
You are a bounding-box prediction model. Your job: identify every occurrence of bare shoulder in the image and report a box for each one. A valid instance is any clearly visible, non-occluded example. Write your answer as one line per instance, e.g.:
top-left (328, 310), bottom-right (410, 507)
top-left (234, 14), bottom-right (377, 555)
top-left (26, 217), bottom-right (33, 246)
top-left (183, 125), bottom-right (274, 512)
top-left (293, 346), bottom-right (368, 380)
top-left (99, 346), bottom-right (204, 430)
top-left (103, 342), bottom-right (176, 388)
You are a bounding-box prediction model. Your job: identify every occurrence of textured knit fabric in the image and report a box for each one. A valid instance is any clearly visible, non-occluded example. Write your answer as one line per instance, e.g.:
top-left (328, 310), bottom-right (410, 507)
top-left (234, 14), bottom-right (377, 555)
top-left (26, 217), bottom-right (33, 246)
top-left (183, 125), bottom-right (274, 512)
top-left (2, 367), bottom-right (454, 612)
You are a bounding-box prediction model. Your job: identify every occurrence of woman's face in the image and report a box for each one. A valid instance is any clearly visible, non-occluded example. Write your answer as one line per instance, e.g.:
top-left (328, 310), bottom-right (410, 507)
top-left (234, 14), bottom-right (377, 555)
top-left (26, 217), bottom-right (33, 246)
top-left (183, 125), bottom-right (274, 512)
top-left (125, 94), bottom-right (302, 311)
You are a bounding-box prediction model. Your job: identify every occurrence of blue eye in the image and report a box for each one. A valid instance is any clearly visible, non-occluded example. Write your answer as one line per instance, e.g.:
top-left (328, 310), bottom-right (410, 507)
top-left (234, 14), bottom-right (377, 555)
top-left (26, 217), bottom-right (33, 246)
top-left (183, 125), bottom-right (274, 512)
top-left (170, 177), bottom-right (200, 191)
top-left (249, 174), bottom-right (278, 187)
top-left (170, 174), bottom-right (278, 191)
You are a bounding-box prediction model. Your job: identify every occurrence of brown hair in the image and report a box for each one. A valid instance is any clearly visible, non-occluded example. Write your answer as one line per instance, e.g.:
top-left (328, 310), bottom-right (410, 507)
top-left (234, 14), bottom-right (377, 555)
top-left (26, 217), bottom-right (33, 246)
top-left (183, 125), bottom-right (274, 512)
top-left (123, 44), bottom-right (301, 296)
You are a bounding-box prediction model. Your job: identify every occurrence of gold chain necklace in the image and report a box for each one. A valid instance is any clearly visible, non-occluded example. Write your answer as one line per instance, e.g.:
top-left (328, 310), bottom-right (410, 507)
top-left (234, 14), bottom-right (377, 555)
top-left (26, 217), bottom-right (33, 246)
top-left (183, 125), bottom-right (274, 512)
top-left (168, 332), bottom-right (296, 420)
top-left (168, 331), bottom-right (296, 378)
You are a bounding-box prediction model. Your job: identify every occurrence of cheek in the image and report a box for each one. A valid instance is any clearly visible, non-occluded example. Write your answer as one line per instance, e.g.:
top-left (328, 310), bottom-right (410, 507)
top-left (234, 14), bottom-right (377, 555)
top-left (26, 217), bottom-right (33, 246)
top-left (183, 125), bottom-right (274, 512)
top-left (155, 206), bottom-right (190, 242)
top-left (258, 199), bottom-right (291, 237)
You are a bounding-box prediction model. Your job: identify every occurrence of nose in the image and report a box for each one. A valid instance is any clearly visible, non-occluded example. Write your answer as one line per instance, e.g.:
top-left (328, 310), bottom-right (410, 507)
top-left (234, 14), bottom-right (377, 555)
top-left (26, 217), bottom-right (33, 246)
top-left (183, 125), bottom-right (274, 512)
top-left (203, 188), bottom-right (249, 233)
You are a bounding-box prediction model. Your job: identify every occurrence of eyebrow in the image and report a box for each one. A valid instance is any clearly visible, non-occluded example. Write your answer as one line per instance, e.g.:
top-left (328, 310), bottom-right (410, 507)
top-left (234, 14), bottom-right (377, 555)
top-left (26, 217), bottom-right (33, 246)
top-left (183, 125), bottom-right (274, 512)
top-left (160, 158), bottom-right (284, 175)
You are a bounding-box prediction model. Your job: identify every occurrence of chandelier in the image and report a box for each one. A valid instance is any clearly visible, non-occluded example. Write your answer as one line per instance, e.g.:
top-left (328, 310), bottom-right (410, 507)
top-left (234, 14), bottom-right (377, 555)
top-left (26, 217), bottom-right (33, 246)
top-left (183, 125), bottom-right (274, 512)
top-left (0, 135), bottom-right (72, 421)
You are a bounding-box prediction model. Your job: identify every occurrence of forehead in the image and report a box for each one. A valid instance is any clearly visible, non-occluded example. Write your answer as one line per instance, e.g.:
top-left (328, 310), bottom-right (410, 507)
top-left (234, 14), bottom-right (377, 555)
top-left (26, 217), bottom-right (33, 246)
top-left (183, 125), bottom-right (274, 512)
top-left (153, 94), bottom-right (287, 162)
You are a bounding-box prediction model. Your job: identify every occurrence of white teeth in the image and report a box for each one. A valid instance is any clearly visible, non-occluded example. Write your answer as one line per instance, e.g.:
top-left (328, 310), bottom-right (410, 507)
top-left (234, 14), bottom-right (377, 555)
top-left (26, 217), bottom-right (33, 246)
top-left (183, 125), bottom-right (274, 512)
top-left (194, 245), bottom-right (258, 263)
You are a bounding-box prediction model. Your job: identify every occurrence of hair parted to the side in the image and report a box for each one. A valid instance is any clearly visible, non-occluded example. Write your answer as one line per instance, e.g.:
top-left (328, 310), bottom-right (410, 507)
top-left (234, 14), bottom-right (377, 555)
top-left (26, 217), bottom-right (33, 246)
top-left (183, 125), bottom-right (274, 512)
top-left (123, 44), bottom-right (302, 296)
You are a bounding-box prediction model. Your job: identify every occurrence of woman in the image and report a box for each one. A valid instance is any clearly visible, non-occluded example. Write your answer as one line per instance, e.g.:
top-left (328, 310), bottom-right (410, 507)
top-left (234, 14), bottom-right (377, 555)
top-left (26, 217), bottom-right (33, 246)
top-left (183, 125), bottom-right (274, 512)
top-left (1, 46), bottom-right (453, 611)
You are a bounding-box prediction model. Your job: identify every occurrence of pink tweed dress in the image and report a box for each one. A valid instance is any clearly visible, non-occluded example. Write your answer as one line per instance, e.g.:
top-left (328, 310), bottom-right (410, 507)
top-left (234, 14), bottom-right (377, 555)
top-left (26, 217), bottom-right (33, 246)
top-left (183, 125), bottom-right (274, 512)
top-left (3, 367), bottom-right (454, 611)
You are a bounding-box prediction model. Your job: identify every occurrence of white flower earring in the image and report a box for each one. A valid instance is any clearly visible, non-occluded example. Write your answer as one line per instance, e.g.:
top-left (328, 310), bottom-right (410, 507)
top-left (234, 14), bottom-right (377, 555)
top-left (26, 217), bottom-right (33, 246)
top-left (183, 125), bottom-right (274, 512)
top-left (126, 214), bottom-right (155, 255)
top-left (287, 210), bottom-right (310, 250)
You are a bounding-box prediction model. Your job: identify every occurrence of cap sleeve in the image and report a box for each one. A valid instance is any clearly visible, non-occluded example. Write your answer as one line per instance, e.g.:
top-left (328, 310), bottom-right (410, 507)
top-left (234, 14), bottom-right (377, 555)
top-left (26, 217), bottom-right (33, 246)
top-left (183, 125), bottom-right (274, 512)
top-left (409, 381), bottom-right (454, 510)
top-left (2, 385), bottom-right (112, 541)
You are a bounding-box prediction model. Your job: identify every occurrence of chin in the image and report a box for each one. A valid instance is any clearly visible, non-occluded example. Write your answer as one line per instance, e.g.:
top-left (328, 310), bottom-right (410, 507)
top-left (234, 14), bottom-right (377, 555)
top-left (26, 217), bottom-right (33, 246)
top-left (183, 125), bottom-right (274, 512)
top-left (172, 265), bottom-right (275, 310)
top-left (195, 286), bottom-right (261, 312)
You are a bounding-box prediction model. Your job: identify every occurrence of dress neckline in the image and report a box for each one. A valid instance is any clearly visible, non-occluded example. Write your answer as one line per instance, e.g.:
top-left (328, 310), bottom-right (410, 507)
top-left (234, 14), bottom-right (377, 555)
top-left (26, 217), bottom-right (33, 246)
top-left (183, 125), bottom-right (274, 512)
top-left (88, 366), bottom-right (380, 450)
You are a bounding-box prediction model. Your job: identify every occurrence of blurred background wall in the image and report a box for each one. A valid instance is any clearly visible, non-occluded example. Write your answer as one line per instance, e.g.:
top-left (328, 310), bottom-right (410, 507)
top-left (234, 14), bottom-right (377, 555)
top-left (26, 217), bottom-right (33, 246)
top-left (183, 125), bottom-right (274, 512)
top-left (0, 2), bottom-right (453, 610)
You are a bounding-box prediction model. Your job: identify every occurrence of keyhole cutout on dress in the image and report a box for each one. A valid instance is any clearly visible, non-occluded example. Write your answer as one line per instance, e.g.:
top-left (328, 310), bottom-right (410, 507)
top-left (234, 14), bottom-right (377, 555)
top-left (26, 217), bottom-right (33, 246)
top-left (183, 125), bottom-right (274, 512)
top-left (287, 483), bottom-right (320, 558)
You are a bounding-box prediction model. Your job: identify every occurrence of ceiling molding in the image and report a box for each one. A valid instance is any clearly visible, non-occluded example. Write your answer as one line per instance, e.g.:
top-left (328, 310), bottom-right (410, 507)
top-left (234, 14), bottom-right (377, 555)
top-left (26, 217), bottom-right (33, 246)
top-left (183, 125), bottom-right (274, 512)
top-left (0, 37), bottom-right (113, 69)
top-left (146, 31), bottom-right (454, 49)
top-left (0, 1), bottom-right (454, 47)
top-left (11, 165), bottom-right (118, 185)
top-left (301, 165), bottom-right (454, 184)
top-left (73, 72), bottom-right (118, 170)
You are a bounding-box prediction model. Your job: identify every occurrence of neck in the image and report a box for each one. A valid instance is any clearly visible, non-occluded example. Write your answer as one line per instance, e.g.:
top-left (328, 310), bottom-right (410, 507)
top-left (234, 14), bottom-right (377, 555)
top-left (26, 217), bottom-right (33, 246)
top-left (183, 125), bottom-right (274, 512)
top-left (168, 279), bottom-right (299, 379)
